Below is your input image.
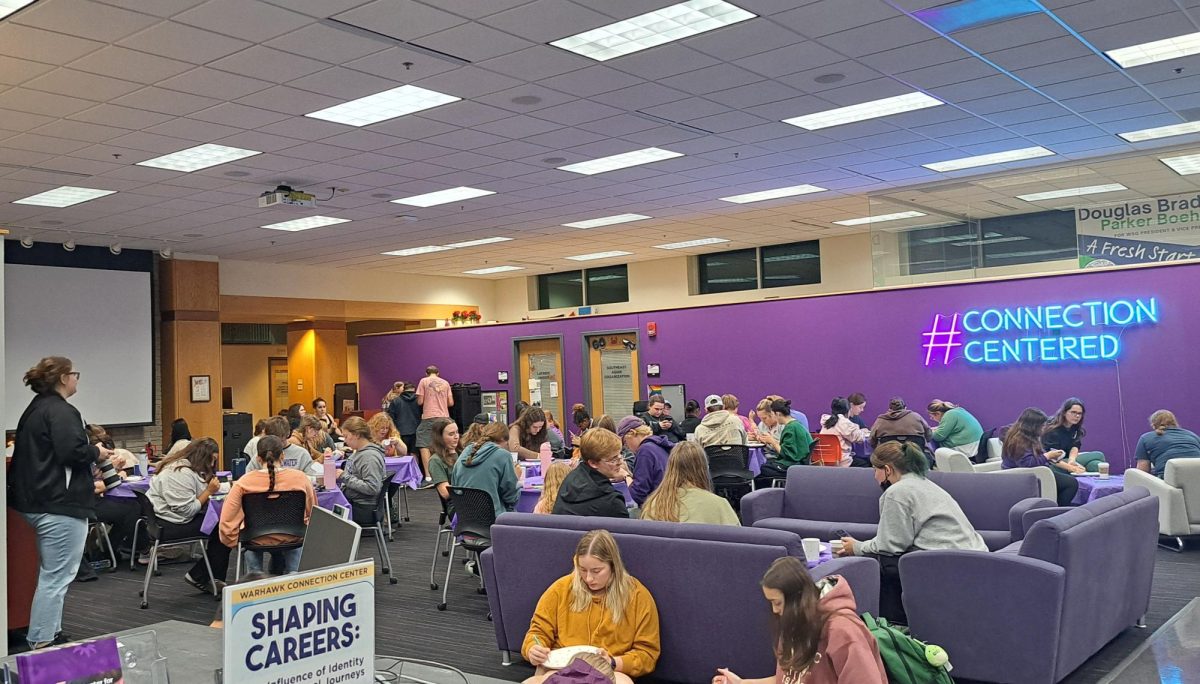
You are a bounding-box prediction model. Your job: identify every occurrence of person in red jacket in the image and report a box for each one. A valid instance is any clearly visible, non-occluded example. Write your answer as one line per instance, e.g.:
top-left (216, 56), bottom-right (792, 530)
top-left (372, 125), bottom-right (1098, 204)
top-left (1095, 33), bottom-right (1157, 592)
top-left (712, 557), bottom-right (886, 684)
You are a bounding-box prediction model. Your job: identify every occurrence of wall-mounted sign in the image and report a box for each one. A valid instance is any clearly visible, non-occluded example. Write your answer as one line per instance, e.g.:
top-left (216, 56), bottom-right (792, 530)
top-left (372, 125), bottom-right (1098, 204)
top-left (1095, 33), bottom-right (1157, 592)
top-left (1077, 192), bottom-right (1200, 268)
top-left (923, 297), bottom-right (1159, 366)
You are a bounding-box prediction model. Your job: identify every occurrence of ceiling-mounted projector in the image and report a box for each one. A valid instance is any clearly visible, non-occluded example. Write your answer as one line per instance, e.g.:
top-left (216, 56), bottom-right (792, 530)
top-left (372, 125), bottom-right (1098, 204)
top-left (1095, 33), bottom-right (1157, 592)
top-left (258, 184), bottom-right (316, 208)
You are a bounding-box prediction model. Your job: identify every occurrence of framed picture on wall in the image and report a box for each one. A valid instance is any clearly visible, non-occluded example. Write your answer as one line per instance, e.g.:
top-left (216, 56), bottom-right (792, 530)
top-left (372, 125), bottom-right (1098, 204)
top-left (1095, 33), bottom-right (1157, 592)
top-left (190, 375), bottom-right (211, 403)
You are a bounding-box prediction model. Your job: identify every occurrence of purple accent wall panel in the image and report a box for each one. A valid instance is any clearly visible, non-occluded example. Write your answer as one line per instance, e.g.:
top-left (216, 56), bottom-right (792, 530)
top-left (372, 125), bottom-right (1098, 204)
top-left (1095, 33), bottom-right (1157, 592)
top-left (359, 264), bottom-right (1200, 470)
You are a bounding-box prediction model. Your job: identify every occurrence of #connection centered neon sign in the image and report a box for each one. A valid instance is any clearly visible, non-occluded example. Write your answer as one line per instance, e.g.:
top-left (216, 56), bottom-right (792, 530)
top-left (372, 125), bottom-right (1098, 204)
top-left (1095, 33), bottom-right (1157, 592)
top-left (922, 298), bottom-right (1159, 366)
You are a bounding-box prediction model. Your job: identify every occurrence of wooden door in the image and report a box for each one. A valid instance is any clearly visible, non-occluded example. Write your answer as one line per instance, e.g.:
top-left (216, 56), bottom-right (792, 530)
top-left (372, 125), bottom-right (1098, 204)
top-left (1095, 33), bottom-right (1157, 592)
top-left (515, 338), bottom-right (564, 422)
top-left (268, 357), bottom-right (289, 416)
top-left (585, 333), bottom-right (640, 418)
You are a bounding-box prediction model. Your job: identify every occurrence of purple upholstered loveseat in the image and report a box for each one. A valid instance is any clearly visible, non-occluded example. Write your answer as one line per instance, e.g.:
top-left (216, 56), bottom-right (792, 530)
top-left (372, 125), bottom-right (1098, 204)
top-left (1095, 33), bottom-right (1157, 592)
top-left (740, 467), bottom-right (1053, 550)
top-left (900, 487), bottom-right (1159, 684)
top-left (480, 512), bottom-right (881, 683)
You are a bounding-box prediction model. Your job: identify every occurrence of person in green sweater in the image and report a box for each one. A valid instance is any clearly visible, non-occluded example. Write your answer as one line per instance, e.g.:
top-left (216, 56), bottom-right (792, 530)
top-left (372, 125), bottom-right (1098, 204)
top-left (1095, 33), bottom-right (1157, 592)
top-left (756, 398), bottom-right (813, 487)
top-left (927, 400), bottom-right (984, 459)
top-left (639, 441), bottom-right (739, 526)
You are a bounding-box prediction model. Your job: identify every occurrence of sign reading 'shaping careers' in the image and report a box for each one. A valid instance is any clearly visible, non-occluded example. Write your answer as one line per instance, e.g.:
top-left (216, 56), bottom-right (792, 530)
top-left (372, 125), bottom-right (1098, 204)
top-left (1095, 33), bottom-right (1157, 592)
top-left (1076, 192), bottom-right (1200, 268)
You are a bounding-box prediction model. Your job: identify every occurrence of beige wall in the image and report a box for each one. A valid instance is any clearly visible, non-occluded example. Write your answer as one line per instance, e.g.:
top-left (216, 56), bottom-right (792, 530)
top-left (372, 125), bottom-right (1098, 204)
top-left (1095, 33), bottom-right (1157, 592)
top-left (221, 344), bottom-right (286, 423)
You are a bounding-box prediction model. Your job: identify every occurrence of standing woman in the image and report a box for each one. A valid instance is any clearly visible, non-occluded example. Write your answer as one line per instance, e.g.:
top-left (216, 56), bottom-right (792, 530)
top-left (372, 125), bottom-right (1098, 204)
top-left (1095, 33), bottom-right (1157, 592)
top-left (1003, 407), bottom-right (1084, 505)
top-left (312, 397), bottom-right (341, 441)
top-left (1043, 398), bottom-right (1104, 471)
top-left (509, 407), bottom-right (549, 461)
top-left (819, 398), bottom-right (871, 467)
top-left (11, 357), bottom-right (114, 650)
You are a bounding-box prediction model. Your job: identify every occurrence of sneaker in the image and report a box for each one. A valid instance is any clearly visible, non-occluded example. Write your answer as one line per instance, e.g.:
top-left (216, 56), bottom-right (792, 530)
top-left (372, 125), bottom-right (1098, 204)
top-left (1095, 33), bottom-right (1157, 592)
top-left (183, 573), bottom-right (225, 594)
top-left (418, 479), bottom-right (436, 490)
top-left (463, 559), bottom-right (478, 577)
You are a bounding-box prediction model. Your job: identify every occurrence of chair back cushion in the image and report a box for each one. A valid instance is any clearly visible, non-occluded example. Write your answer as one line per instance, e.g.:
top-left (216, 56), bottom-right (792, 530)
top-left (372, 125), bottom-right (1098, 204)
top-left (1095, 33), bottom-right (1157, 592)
top-left (240, 490), bottom-right (308, 541)
top-left (1164, 458), bottom-right (1200, 524)
top-left (781, 467), bottom-right (882, 523)
top-left (929, 470), bottom-right (1038, 532)
top-left (449, 487), bottom-right (497, 538)
top-left (934, 449), bottom-right (973, 472)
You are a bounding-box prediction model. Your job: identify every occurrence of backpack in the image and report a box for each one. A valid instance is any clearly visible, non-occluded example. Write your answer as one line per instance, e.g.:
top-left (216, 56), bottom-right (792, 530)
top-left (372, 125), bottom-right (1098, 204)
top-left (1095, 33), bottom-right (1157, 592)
top-left (972, 427), bottom-right (998, 464)
top-left (861, 614), bottom-right (954, 684)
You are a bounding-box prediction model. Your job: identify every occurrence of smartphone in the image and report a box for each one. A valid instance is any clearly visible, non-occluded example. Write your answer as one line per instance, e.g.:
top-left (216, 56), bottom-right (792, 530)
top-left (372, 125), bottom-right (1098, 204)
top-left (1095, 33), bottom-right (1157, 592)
top-left (832, 528), bottom-right (850, 539)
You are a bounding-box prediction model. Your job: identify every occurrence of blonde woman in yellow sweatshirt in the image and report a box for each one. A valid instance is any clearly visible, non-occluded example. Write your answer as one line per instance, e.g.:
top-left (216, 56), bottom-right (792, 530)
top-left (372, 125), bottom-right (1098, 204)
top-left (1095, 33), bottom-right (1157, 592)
top-left (522, 529), bottom-right (660, 684)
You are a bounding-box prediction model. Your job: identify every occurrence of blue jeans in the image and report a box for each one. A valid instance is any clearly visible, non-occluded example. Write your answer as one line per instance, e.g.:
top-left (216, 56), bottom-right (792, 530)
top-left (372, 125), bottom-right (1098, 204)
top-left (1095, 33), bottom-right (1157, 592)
top-left (244, 547), bottom-right (301, 575)
top-left (22, 513), bottom-right (88, 647)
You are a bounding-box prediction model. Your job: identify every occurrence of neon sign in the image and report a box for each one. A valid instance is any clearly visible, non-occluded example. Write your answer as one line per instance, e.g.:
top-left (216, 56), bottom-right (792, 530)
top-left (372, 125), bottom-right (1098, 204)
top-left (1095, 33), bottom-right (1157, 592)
top-left (922, 298), bottom-right (1158, 366)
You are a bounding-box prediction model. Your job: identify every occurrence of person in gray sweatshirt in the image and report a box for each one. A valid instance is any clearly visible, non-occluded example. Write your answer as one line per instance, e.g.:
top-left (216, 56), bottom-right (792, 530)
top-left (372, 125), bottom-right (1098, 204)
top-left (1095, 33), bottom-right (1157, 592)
top-left (452, 422), bottom-right (521, 521)
top-left (336, 417), bottom-right (387, 527)
top-left (837, 440), bottom-right (986, 624)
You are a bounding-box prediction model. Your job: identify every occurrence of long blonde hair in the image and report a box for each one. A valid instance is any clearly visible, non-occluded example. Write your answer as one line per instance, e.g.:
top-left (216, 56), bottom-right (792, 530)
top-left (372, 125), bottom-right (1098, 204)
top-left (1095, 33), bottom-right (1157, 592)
top-left (639, 441), bottom-right (712, 523)
top-left (569, 530), bottom-right (633, 624)
top-left (536, 461), bottom-right (572, 514)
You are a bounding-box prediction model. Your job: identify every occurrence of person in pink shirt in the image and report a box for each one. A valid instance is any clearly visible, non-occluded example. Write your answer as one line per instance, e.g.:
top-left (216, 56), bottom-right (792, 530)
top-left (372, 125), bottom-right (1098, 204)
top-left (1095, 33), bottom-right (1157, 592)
top-left (723, 394), bottom-right (755, 434)
top-left (416, 365), bottom-right (454, 483)
top-left (819, 398), bottom-right (871, 467)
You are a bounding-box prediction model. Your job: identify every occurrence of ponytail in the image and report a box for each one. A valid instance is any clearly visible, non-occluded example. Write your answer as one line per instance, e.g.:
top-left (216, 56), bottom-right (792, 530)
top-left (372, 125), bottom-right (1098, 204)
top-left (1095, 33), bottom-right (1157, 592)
top-left (256, 435), bottom-right (287, 492)
top-left (267, 462), bottom-right (277, 493)
top-left (824, 397), bottom-right (850, 429)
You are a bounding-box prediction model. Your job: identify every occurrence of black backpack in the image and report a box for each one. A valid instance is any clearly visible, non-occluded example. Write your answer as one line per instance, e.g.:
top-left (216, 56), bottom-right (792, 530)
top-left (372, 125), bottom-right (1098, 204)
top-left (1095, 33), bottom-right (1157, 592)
top-left (973, 427), bottom-right (998, 464)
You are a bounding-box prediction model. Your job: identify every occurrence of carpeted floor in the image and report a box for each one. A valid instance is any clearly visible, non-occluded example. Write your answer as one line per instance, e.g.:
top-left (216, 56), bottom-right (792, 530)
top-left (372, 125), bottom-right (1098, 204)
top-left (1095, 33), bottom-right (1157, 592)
top-left (52, 493), bottom-right (1200, 682)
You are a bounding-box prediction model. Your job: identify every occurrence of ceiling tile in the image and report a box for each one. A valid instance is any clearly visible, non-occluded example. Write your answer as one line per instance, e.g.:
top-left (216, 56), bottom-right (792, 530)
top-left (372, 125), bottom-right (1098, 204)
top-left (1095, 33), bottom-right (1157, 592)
top-left (189, 102), bottom-right (291, 129)
top-left (0, 55), bottom-right (56, 86)
top-left (30, 119), bottom-right (130, 143)
top-left (412, 22), bottom-right (533, 63)
top-left (0, 88), bottom-right (96, 117)
top-left (234, 85), bottom-right (343, 116)
top-left (12, 0), bottom-right (160, 42)
top-left (174, 0), bottom-right (315, 42)
top-left (113, 86), bottom-right (222, 116)
top-left (610, 44), bottom-right (723, 80)
top-left (478, 45), bottom-right (593, 81)
top-left (774, 0), bottom-right (900, 38)
top-left (415, 67), bottom-right (524, 99)
top-left (540, 65), bottom-right (643, 97)
top-left (118, 21), bottom-right (252, 64)
top-left (0, 24), bottom-right (105, 65)
top-left (481, 0), bottom-right (613, 43)
top-left (265, 23), bottom-right (390, 64)
top-left (67, 103), bottom-right (176, 130)
top-left (160, 67), bottom-right (273, 100)
top-left (69, 46), bottom-right (195, 84)
top-left (22, 68), bottom-right (143, 102)
top-left (342, 45), bottom-right (460, 81)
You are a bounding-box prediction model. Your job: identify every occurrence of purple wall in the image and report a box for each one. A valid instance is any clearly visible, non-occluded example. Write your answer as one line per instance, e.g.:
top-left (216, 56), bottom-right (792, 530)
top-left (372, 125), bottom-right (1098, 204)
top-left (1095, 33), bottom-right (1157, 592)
top-left (359, 263), bottom-right (1200, 470)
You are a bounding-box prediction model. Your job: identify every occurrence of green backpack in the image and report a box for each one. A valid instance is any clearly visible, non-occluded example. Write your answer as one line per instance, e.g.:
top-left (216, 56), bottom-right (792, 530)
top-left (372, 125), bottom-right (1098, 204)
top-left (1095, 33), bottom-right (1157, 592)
top-left (861, 614), bottom-right (955, 684)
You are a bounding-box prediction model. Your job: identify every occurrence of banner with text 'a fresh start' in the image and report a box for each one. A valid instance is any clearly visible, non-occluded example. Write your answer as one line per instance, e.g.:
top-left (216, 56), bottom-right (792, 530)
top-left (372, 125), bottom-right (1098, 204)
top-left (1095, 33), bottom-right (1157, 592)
top-left (1077, 192), bottom-right (1200, 268)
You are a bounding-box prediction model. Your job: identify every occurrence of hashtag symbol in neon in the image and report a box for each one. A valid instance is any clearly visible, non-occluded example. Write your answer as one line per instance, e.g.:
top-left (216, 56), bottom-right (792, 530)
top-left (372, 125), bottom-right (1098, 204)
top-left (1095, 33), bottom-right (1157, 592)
top-left (922, 313), bottom-right (963, 366)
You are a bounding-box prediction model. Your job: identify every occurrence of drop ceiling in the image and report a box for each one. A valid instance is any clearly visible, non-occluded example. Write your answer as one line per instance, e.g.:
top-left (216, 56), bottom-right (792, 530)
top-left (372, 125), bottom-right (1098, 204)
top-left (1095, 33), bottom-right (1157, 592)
top-left (3, 0), bottom-right (1200, 277)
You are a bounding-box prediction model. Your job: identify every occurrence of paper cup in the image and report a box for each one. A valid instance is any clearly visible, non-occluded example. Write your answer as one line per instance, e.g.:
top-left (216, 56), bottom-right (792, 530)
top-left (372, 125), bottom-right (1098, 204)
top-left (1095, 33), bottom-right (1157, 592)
top-left (1098, 462), bottom-right (1110, 479)
top-left (829, 539), bottom-right (845, 555)
top-left (802, 538), bottom-right (821, 561)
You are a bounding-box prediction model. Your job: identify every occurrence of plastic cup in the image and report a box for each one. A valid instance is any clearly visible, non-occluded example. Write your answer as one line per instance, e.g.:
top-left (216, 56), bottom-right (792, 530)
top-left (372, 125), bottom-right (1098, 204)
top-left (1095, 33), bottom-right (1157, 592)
top-left (802, 538), bottom-right (821, 562)
top-left (1098, 462), bottom-right (1110, 479)
top-left (829, 539), bottom-right (845, 555)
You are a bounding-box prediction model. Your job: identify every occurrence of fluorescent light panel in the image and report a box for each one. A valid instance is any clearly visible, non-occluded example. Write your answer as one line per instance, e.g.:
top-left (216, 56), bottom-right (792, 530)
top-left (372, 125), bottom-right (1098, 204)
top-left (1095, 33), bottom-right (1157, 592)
top-left (1106, 31), bottom-right (1200, 68)
top-left (782, 92), bottom-right (943, 131)
top-left (0, 1), bottom-right (37, 20)
top-left (1119, 121), bottom-right (1200, 142)
top-left (562, 213), bottom-right (651, 229)
top-left (463, 266), bottom-right (524, 275)
top-left (834, 211), bottom-right (927, 226)
top-left (558, 147), bottom-right (682, 175)
top-left (550, 0), bottom-right (756, 62)
top-left (445, 237), bottom-right (512, 248)
top-left (565, 250), bottom-right (632, 261)
top-left (924, 146), bottom-right (1053, 172)
top-left (136, 143), bottom-right (261, 172)
top-left (13, 186), bottom-right (116, 207)
top-left (1016, 184), bottom-right (1127, 202)
top-left (381, 245), bottom-right (455, 257)
top-left (719, 184), bottom-right (827, 204)
top-left (1161, 153), bottom-right (1200, 176)
top-left (391, 187), bottom-right (495, 207)
top-left (654, 237), bottom-right (729, 249)
top-left (305, 85), bottom-right (460, 126)
top-left (261, 216), bottom-right (350, 231)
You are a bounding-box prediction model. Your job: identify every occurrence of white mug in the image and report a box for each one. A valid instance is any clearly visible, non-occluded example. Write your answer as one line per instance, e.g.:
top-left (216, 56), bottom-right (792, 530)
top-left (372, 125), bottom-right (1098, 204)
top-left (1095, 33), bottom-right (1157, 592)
top-left (802, 538), bottom-right (821, 562)
top-left (829, 539), bottom-right (845, 555)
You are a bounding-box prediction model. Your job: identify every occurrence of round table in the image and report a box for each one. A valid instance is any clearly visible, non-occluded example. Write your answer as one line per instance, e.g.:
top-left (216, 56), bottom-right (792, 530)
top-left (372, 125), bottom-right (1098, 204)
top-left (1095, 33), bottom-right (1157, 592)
top-left (1071, 474), bottom-right (1125, 505)
top-left (806, 543), bottom-right (834, 570)
top-left (201, 486), bottom-right (351, 535)
top-left (335, 455), bottom-right (423, 489)
top-left (517, 475), bottom-right (633, 513)
top-left (748, 446), bottom-right (765, 476)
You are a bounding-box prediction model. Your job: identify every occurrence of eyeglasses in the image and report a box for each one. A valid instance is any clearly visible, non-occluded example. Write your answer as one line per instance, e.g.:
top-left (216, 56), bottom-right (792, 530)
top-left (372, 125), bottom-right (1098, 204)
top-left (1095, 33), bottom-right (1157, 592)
top-left (66, 371), bottom-right (81, 379)
top-left (601, 455), bottom-right (624, 465)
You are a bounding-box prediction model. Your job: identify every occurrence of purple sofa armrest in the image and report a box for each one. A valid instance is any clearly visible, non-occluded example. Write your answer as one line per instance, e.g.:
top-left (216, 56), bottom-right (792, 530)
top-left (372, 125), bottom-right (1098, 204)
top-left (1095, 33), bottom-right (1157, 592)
top-left (1008, 497), bottom-right (1058, 543)
top-left (1021, 506), bottom-right (1072, 538)
top-left (739, 488), bottom-right (784, 526)
top-left (900, 551), bottom-right (1066, 684)
top-left (479, 548), bottom-right (510, 652)
top-left (811, 556), bottom-right (879, 616)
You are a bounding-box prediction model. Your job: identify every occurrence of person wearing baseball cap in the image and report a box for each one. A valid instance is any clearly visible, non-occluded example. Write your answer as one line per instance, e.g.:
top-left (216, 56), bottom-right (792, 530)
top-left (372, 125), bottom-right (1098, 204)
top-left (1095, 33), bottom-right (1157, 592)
top-left (694, 394), bottom-right (747, 448)
top-left (617, 415), bottom-right (673, 506)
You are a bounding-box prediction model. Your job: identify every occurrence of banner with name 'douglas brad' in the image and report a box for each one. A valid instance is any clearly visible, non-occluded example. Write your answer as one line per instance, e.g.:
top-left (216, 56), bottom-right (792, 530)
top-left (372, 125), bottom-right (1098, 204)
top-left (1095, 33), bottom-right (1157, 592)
top-left (1076, 192), bottom-right (1200, 268)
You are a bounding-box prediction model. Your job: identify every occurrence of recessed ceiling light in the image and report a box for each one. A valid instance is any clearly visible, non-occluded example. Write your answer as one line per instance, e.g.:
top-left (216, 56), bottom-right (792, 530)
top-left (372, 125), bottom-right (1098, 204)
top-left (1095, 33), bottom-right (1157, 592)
top-left (381, 245), bottom-right (456, 257)
top-left (923, 146), bottom-right (1054, 172)
top-left (542, 157), bottom-right (568, 164)
top-left (390, 186), bottom-right (495, 207)
top-left (782, 92), bottom-right (943, 130)
top-left (833, 211), bottom-right (927, 226)
top-left (0, 1), bottom-right (36, 20)
top-left (1105, 31), bottom-right (1200, 68)
top-left (14, 186), bottom-right (116, 207)
top-left (1118, 121), bottom-right (1200, 142)
top-left (463, 265), bottom-right (524, 274)
top-left (445, 237), bottom-right (513, 248)
top-left (719, 184), bottom-right (827, 204)
top-left (565, 250), bottom-right (632, 261)
top-left (558, 147), bottom-right (682, 175)
top-left (511, 95), bottom-right (542, 105)
top-left (1160, 152), bottom-right (1200, 175)
top-left (305, 85), bottom-right (460, 127)
top-left (137, 144), bottom-right (261, 172)
top-left (1016, 184), bottom-right (1128, 202)
top-left (562, 213), bottom-right (652, 229)
top-left (550, 0), bottom-right (756, 62)
top-left (654, 237), bottom-right (730, 249)
top-left (261, 216), bottom-right (351, 232)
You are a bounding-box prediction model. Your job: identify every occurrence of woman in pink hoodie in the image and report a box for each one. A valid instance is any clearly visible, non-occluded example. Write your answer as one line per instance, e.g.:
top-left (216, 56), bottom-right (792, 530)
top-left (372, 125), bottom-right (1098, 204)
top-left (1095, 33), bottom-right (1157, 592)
top-left (712, 557), bottom-right (886, 684)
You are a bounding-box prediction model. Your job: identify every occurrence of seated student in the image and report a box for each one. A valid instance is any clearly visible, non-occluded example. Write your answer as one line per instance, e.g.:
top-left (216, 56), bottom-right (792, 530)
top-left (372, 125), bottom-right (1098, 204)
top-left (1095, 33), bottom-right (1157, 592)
top-left (554, 429), bottom-right (631, 519)
top-left (679, 400), bottom-right (702, 437)
top-left (452, 421), bottom-right (521, 521)
top-left (869, 397), bottom-right (933, 449)
top-left (427, 417), bottom-right (462, 504)
top-left (927, 400), bottom-right (984, 459)
top-left (695, 395), bottom-right (748, 448)
top-left (291, 415), bottom-right (333, 463)
top-left (249, 416), bottom-right (315, 473)
top-left (285, 403), bottom-right (306, 431)
top-left (616, 417), bottom-right (672, 506)
top-left (545, 411), bottom-right (567, 458)
top-left (1135, 409), bottom-right (1200, 477)
top-left (522, 530), bottom-right (661, 684)
top-left (639, 395), bottom-right (684, 443)
top-left (510, 407), bottom-right (550, 461)
top-left (570, 404), bottom-right (592, 450)
top-left (819, 397), bottom-right (871, 467)
top-left (312, 397), bottom-right (341, 441)
top-left (242, 419), bottom-right (268, 460)
top-left (756, 399), bottom-right (813, 487)
top-left (722, 394), bottom-right (755, 434)
top-left (334, 417), bottom-right (387, 527)
top-left (87, 429), bottom-right (141, 562)
top-left (533, 461), bottom-right (573, 514)
top-left (1042, 398), bottom-right (1104, 470)
top-left (749, 395), bottom-right (784, 454)
top-left (1002, 407), bottom-right (1083, 506)
top-left (639, 441), bottom-right (739, 526)
top-left (368, 412), bottom-right (408, 457)
top-left (712, 557), bottom-right (886, 684)
top-left (847, 392), bottom-right (869, 429)
top-left (219, 436), bottom-right (315, 575)
top-left (165, 417), bottom-right (192, 458)
top-left (146, 438), bottom-right (231, 592)
top-left (838, 441), bottom-right (987, 624)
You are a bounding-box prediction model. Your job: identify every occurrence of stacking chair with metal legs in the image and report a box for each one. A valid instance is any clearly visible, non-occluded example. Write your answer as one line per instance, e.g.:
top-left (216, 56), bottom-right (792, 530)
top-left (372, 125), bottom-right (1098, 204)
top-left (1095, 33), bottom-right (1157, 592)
top-left (437, 487), bottom-right (496, 611)
top-left (357, 487), bottom-right (397, 584)
top-left (429, 492), bottom-right (454, 591)
top-left (131, 491), bottom-right (218, 609)
top-left (233, 490), bottom-right (308, 581)
top-left (87, 519), bottom-right (117, 572)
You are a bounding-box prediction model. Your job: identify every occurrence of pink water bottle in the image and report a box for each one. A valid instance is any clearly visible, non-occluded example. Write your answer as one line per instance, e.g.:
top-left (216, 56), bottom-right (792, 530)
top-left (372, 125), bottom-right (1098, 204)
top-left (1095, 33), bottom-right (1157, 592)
top-left (323, 459), bottom-right (337, 490)
top-left (539, 441), bottom-right (553, 477)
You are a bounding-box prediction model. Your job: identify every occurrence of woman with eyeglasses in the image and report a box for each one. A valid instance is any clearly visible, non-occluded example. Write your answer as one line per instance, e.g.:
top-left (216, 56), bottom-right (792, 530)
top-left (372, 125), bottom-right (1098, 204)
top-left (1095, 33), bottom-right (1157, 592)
top-left (553, 429), bottom-right (631, 519)
top-left (1042, 398), bottom-right (1105, 472)
top-left (1004, 407), bottom-right (1083, 505)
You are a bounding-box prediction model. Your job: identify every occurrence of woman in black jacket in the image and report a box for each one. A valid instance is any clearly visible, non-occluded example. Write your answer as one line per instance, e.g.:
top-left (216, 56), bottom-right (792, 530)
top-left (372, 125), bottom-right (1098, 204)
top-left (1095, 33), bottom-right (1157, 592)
top-left (552, 428), bottom-right (630, 519)
top-left (10, 356), bottom-right (113, 650)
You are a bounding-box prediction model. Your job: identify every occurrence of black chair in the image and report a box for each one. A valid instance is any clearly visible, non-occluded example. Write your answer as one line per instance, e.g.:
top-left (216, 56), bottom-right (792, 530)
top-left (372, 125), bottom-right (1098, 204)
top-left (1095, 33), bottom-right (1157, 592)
top-left (355, 486), bottom-right (397, 584)
top-left (875, 434), bottom-right (935, 468)
top-left (131, 490), bottom-right (217, 609)
top-left (705, 444), bottom-right (755, 506)
top-left (438, 487), bottom-right (496, 611)
top-left (234, 490), bottom-right (308, 581)
top-left (428, 490), bottom-right (454, 591)
top-left (87, 519), bottom-right (117, 573)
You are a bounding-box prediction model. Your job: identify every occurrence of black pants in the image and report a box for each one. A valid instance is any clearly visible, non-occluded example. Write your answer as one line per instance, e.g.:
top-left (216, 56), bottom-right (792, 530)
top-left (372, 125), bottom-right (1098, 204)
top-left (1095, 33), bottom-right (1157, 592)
top-left (155, 515), bottom-right (231, 583)
top-left (869, 553), bottom-right (907, 625)
top-left (755, 460), bottom-right (791, 489)
top-left (1050, 467), bottom-right (1080, 506)
top-left (95, 496), bottom-right (142, 554)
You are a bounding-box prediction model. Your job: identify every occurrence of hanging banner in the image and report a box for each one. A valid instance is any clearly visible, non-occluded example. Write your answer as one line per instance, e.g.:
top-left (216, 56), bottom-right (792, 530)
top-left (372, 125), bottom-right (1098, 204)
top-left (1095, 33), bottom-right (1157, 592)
top-left (1076, 192), bottom-right (1200, 268)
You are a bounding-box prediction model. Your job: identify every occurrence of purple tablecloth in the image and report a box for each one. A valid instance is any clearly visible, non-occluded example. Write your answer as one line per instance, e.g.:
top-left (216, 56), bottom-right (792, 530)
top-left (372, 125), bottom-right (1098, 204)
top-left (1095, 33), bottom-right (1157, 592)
top-left (389, 456), bottom-right (423, 489)
top-left (107, 477), bottom-right (150, 498)
top-left (806, 543), bottom-right (834, 570)
top-left (200, 486), bottom-right (351, 535)
top-left (1071, 474), bottom-right (1125, 505)
top-left (749, 446), bottom-right (765, 476)
top-left (517, 475), bottom-right (633, 513)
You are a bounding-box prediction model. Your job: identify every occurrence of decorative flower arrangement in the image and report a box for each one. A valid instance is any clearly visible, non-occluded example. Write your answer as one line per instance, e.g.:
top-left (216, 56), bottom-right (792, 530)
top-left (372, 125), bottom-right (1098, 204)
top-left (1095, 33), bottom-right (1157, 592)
top-left (467, 311), bottom-right (481, 324)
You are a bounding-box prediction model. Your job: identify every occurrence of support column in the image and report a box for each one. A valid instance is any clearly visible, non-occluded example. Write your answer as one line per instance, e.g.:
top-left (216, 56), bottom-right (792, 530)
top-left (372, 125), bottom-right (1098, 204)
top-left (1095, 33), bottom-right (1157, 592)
top-left (286, 320), bottom-right (348, 409)
top-left (160, 260), bottom-right (223, 453)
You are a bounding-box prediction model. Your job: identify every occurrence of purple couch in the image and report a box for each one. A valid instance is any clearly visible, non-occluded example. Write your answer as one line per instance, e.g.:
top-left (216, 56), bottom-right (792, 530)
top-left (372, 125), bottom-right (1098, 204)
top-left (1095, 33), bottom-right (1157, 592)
top-left (740, 467), bottom-right (1053, 550)
top-left (900, 487), bottom-right (1159, 684)
top-left (480, 512), bottom-right (880, 683)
